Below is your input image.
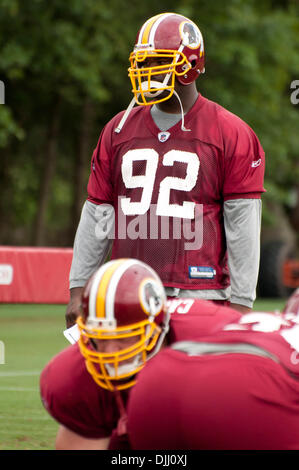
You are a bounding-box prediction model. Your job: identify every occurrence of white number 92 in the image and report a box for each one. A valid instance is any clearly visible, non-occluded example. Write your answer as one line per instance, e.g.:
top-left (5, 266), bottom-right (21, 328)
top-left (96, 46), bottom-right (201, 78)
top-left (121, 149), bottom-right (200, 219)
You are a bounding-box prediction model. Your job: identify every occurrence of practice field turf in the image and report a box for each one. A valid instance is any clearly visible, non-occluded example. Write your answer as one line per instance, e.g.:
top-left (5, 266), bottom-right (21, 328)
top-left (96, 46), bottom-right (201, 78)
top-left (0, 298), bottom-right (288, 450)
top-left (0, 304), bottom-right (67, 450)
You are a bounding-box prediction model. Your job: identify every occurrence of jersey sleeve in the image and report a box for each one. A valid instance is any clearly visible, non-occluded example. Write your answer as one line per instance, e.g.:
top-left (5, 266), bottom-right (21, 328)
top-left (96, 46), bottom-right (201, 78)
top-left (40, 344), bottom-right (119, 439)
top-left (220, 110), bottom-right (265, 200)
top-left (167, 298), bottom-right (242, 343)
top-left (87, 124), bottom-right (114, 205)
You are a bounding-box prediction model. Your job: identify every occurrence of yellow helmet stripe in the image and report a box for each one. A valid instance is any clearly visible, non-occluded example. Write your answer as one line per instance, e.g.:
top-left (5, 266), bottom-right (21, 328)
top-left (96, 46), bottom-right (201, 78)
top-left (139, 14), bottom-right (164, 45)
top-left (95, 259), bottom-right (127, 318)
top-left (138, 13), bottom-right (174, 45)
top-left (105, 259), bottom-right (142, 321)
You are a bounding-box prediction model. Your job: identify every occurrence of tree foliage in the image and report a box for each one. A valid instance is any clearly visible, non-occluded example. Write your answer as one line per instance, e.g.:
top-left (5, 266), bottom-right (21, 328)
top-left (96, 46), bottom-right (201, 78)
top-left (0, 0), bottom-right (298, 246)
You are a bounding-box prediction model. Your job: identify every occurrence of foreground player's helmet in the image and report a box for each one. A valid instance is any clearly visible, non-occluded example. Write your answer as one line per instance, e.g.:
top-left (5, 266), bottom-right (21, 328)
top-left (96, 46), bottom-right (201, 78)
top-left (77, 259), bottom-right (169, 391)
top-left (283, 288), bottom-right (299, 317)
top-left (128, 12), bottom-right (205, 105)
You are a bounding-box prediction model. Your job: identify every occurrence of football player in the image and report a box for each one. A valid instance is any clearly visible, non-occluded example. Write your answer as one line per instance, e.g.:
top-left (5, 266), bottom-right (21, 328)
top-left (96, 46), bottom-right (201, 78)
top-left (41, 260), bottom-right (299, 450)
top-left (40, 258), bottom-right (242, 450)
top-left (66, 12), bottom-right (265, 328)
top-left (128, 287), bottom-right (299, 450)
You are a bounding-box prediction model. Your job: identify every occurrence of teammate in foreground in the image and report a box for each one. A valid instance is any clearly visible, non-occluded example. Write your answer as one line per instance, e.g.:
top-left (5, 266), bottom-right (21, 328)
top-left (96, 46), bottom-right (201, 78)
top-left (127, 288), bottom-right (299, 450)
top-left (66, 12), bottom-right (265, 328)
top-left (40, 258), bottom-right (242, 450)
top-left (41, 260), bottom-right (299, 450)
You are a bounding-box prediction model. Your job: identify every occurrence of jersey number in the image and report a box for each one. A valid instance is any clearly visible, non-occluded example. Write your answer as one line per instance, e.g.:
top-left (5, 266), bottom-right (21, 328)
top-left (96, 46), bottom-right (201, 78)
top-left (226, 312), bottom-right (299, 352)
top-left (121, 149), bottom-right (200, 219)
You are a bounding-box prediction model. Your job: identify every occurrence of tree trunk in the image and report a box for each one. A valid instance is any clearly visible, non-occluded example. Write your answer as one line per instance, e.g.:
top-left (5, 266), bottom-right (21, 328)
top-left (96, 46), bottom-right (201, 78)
top-left (0, 149), bottom-right (11, 242)
top-left (68, 98), bottom-right (94, 243)
top-left (289, 185), bottom-right (299, 234)
top-left (32, 98), bottom-right (61, 246)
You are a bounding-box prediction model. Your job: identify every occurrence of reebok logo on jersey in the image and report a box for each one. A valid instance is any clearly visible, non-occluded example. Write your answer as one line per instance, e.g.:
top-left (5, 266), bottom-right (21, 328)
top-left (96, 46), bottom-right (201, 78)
top-left (251, 158), bottom-right (261, 168)
top-left (158, 131), bottom-right (170, 142)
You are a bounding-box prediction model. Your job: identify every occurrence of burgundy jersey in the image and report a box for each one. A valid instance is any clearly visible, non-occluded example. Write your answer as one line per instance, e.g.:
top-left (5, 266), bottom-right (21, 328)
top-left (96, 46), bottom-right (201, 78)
top-left (39, 343), bottom-right (130, 442)
top-left (167, 301), bottom-right (299, 378)
top-left (127, 303), bottom-right (299, 450)
top-left (87, 94), bottom-right (265, 289)
top-left (39, 299), bottom-right (240, 447)
top-left (128, 348), bottom-right (299, 450)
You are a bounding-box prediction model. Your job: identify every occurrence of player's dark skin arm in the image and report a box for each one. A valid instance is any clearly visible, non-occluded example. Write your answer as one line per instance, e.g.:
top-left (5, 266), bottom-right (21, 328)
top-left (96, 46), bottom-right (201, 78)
top-left (65, 287), bottom-right (84, 328)
top-left (230, 303), bottom-right (252, 314)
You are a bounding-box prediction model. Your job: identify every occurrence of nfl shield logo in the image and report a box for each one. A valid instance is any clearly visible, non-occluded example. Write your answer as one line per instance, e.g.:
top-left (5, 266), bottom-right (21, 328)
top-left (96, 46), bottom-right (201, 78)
top-left (158, 131), bottom-right (170, 142)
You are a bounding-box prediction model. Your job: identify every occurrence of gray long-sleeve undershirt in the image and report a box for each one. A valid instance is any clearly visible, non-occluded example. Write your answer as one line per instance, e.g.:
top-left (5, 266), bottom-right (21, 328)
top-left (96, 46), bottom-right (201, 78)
top-left (69, 201), bottom-right (113, 287)
top-left (69, 198), bottom-right (261, 308)
top-left (224, 198), bottom-right (261, 307)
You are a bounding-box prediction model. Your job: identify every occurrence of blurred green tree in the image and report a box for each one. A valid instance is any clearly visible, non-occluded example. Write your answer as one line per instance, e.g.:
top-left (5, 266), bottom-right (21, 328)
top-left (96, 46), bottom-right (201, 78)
top-left (0, 0), bottom-right (298, 246)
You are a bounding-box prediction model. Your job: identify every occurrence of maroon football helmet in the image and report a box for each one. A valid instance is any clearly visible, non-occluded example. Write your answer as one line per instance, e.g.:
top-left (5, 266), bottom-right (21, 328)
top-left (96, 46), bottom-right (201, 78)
top-left (77, 258), bottom-right (169, 390)
top-left (128, 12), bottom-right (205, 105)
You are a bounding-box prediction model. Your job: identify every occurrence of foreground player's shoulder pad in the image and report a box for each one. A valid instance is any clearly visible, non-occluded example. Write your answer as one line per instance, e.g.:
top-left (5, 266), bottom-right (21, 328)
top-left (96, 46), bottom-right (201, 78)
top-left (40, 344), bottom-right (114, 438)
top-left (167, 298), bottom-right (242, 342)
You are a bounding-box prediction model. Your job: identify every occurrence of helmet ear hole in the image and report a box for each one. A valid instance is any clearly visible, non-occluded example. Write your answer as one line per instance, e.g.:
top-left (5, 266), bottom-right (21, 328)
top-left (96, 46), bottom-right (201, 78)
top-left (191, 59), bottom-right (197, 68)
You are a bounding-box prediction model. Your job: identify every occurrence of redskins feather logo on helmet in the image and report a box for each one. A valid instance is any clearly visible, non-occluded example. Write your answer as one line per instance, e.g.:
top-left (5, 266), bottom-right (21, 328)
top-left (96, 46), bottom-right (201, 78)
top-left (77, 258), bottom-right (169, 391)
top-left (128, 12), bottom-right (205, 106)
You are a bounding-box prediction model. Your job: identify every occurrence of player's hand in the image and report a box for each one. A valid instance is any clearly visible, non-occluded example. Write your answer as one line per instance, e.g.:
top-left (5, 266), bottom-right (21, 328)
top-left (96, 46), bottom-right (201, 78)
top-left (65, 287), bottom-right (84, 328)
top-left (230, 303), bottom-right (252, 314)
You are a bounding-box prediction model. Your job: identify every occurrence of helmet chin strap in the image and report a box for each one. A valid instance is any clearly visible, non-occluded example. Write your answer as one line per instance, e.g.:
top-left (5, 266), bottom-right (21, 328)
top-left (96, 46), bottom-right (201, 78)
top-left (114, 77), bottom-right (171, 134)
top-left (172, 89), bottom-right (191, 132)
top-left (140, 73), bottom-right (172, 98)
top-left (105, 355), bottom-right (141, 377)
top-left (141, 78), bottom-right (191, 132)
top-left (115, 44), bottom-right (190, 133)
top-left (115, 82), bottom-right (190, 133)
top-left (114, 96), bottom-right (136, 133)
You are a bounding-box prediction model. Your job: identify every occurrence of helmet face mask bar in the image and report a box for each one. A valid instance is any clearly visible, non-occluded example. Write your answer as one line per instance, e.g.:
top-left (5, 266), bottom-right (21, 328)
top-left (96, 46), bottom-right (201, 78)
top-left (129, 47), bottom-right (190, 106)
top-left (77, 318), bottom-right (164, 391)
top-left (76, 259), bottom-right (170, 391)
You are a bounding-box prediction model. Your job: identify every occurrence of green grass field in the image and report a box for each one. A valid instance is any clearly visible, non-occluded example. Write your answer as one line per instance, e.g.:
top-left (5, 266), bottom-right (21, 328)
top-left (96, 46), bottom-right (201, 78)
top-left (0, 298), bottom-right (287, 450)
top-left (0, 304), bottom-right (67, 450)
